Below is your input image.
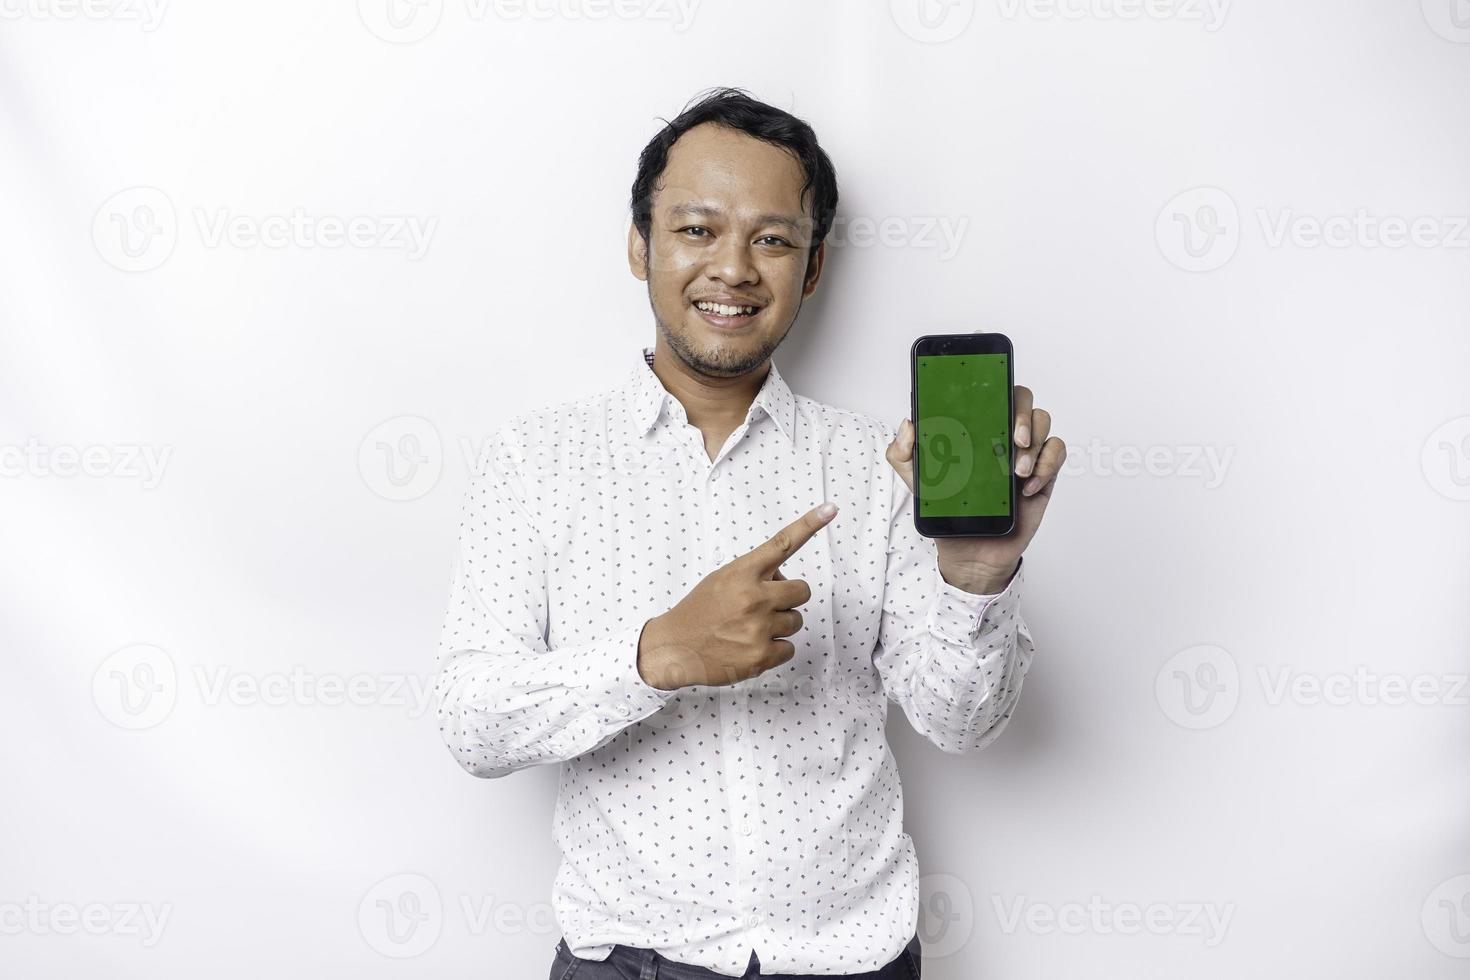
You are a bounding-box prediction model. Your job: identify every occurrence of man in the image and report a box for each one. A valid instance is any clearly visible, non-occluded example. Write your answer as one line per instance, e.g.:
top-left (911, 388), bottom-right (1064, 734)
top-left (433, 87), bottom-right (1064, 979)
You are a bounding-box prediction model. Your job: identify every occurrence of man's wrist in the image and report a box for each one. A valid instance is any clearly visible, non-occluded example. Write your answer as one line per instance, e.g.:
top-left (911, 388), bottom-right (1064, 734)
top-left (938, 557), bottom-right (1018, 596)
top-left (637, 615), bottom-right (681, 691)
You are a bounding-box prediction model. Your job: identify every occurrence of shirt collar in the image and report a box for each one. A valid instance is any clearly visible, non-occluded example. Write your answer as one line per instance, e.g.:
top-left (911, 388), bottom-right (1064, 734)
top-left (629, 345), bottom-right (796, 444)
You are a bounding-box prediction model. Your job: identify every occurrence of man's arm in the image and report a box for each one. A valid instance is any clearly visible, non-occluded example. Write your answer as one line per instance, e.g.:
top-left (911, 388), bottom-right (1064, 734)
top-left (432, 423), bottom-right (675, 779)
top-left (871, 463), bottom-right (1035, 755)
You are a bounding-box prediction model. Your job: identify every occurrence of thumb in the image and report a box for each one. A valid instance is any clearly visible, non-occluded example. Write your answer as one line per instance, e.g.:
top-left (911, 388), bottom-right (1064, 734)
top-left (886, 418), bottom-right (915, 495)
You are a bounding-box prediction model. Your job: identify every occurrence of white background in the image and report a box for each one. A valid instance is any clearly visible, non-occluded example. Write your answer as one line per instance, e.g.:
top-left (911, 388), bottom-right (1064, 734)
top-left (2, 1), bottom-right (1468, 977)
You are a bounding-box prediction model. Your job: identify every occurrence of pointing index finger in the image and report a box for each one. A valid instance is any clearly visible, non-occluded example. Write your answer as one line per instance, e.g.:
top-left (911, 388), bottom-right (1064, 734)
top-left (745, 502), bottom-right (838, 577)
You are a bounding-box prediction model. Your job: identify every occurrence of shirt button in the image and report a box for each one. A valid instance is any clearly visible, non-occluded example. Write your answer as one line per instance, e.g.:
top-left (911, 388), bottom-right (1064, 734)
top-left (731, 723), bottom-right (743, 739)
top-left (747, 913), bottom-right (763, 927)
top-left (740, 819), bottom-right (753, 836)
top-left (614, 702), bottom-right (631, 717)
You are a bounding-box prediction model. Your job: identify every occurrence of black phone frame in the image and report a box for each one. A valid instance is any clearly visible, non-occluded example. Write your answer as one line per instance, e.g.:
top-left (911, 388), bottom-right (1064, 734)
top-left (910, 332), bottom-right (1017, 538)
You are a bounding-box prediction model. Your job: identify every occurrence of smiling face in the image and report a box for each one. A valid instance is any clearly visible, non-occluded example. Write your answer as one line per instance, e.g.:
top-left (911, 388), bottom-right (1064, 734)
top-left (628, 122), bottom-right (825, 378)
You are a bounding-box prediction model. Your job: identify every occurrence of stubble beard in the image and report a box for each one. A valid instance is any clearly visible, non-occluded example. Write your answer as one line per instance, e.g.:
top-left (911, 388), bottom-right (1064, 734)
top-left (648, 280), bottom-right (799, 380)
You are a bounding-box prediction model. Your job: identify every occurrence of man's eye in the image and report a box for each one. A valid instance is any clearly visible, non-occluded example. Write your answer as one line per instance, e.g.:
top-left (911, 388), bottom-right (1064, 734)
top-left (758, 236), bottom-right (792, 247)
top-left (679, 226), bottom-right (710, 238)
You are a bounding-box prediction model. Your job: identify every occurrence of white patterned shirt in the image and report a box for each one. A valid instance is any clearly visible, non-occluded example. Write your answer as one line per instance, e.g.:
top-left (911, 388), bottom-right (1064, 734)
top-left (434, 345), bottom-right (1034, 976)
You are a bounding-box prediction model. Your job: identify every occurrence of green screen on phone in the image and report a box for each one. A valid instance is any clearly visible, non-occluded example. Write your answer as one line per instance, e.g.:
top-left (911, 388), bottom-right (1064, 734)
top-left (916, 353), bottom-right (1011, 518)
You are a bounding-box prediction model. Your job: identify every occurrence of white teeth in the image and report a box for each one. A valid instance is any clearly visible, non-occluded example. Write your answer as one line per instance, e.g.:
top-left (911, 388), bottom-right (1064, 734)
top-left (696, 301), bottom-right (757, 316)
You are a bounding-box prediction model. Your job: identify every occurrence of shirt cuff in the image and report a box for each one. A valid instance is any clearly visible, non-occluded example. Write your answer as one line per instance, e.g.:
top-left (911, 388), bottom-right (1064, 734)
top-left (929, 557), bottom-right (1024, 644)
top-left (548, 623), bottom-right (678, 759)
top-left (603, 621), bottom-right (679, 722)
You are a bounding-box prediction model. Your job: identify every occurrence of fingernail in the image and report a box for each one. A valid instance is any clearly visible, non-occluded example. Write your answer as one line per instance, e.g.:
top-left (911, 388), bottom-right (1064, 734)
top-left (1016, 424), bottom-right (1030, 447)
top-left (1023, 477), bottom-right (1040, 495)
top-left (1017, 454), bottom-right (1033, 477)
top-left (816, 502), bottom-right (837, 519)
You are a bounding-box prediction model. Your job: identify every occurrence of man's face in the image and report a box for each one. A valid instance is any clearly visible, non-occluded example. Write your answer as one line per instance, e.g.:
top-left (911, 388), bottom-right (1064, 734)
top-left (628, 122), bottom-right (825, 378)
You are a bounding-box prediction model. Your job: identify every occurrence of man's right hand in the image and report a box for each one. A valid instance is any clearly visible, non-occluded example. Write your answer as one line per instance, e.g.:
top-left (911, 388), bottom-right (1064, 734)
top-left (637, 501), bottom-right (839, 691)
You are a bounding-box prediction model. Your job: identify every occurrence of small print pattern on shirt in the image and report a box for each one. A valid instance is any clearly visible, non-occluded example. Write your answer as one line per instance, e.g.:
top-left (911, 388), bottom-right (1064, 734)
top-left (434, 344), bottom-right (1033, 976)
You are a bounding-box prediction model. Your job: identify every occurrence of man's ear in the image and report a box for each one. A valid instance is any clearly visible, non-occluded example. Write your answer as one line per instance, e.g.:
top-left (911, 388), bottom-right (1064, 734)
top-left (627, 222), bottom-right (649, 281)
top-left (801, 239), bottom-right (826, 297)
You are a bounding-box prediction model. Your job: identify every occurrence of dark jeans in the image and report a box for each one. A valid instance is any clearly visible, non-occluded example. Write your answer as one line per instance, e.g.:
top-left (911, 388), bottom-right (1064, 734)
top-left (547, 931), bottom-right (921, 980)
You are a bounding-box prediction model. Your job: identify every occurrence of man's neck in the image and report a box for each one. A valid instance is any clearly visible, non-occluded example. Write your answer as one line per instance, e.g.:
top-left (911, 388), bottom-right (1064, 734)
top-left (650, 336), bottom-right (768, 436)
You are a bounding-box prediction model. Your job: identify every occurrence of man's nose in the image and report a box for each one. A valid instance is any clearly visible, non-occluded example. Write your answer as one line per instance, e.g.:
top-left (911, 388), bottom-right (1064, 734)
top-left (706, 234), bottom-right (758, 285)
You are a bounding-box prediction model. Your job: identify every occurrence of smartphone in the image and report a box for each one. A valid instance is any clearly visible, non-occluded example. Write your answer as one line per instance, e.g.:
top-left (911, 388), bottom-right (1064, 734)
top-left (909, 332), bottom-right (1016, 537)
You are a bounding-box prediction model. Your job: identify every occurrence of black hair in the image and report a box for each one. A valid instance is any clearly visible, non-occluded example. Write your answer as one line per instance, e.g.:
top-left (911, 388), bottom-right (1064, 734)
top-left (630, 87), bottom-right (839, 272)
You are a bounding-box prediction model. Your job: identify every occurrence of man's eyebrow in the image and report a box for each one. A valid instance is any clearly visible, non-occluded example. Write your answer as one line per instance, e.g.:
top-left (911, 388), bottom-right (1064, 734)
top-left (754, 213), bottom-right (805, 233)
top-left (665, 203), bottom-right (806, 232)
top-left (667, 203), bottom-right (720, 220)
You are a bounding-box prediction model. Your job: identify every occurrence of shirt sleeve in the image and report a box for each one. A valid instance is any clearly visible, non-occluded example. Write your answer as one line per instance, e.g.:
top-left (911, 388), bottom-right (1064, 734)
top-left (432, 422), bottom-right (677, 779)
top-left (872, 452), bottom-right (1035, 755)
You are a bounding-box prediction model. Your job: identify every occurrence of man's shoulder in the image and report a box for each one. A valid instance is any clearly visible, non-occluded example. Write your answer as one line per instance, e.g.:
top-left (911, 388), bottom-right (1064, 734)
top-left (479, 375), bottom-right (630, 469)
top-left (499, 388), bottom-right (615, 437)
top-left (794, 392), bottom-right (897, 450)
